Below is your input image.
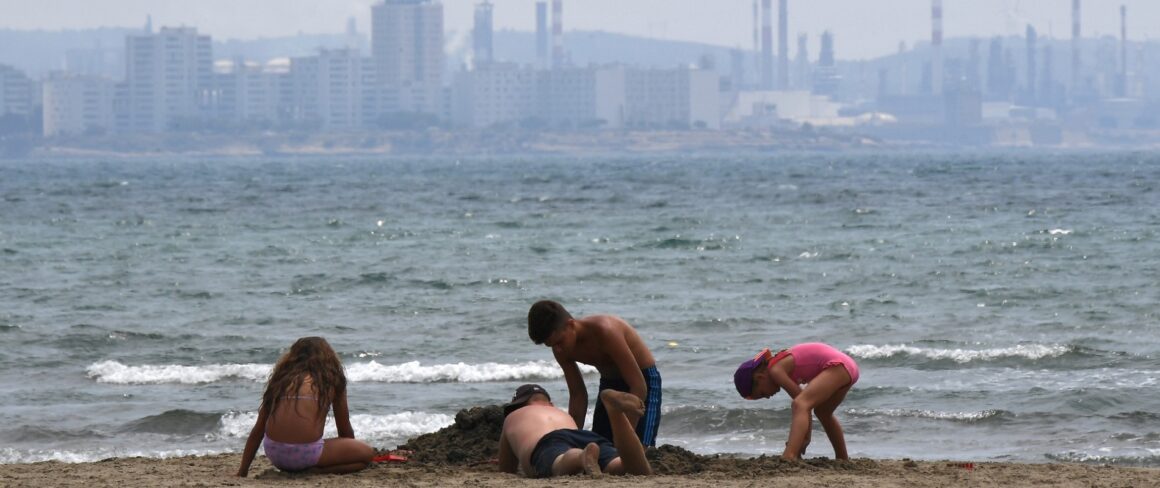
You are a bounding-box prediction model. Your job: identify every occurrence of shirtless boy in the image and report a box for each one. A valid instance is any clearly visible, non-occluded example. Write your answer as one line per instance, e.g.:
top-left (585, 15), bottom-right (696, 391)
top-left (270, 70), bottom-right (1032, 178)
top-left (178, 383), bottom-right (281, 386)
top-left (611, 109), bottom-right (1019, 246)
top-left (527, 300), bottom-right (661, 446)
top-left (498, 384), bottom-right (652, 477)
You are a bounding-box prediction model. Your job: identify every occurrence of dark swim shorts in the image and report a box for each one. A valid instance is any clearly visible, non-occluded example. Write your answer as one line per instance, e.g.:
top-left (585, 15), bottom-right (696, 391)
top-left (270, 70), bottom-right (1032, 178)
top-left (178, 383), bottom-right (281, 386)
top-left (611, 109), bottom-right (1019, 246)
top-left (529, 428), bottom-right (618, 477)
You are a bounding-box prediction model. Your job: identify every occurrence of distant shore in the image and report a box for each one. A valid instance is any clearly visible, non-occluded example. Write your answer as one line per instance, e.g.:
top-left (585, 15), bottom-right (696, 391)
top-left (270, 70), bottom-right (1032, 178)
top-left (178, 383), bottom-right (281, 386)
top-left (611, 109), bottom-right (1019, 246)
top-left (7, 126), bottom-right (1160, 160)
top-left (11, 129), bottom-right (881, 160)
top-left (1, 453), bottom-right (1157, 488)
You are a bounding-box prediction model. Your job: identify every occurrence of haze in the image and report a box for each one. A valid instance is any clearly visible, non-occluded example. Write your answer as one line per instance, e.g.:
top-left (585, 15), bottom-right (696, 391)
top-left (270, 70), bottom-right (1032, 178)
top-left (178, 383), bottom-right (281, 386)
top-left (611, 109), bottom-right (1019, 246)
top-left (4, 0), bottom-right (1158, 60)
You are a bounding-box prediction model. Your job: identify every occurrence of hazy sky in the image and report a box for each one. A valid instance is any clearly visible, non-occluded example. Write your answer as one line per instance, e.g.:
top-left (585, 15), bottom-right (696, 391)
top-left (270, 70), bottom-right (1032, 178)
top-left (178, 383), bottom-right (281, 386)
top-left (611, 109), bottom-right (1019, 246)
top-left (3, 0), bottom-right (1157, 59)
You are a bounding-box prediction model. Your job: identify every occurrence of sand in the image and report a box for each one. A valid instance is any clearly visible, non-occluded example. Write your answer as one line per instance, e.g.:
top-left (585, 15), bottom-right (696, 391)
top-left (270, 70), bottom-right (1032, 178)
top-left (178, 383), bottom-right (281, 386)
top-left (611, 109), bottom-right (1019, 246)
top-left (3, 405), bottom-right (1156, 487)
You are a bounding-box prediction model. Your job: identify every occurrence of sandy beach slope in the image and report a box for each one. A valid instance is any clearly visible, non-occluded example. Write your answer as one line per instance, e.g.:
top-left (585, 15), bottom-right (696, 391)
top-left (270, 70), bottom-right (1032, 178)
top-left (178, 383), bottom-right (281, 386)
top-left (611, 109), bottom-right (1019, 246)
top-left (2, 453), bottom-right (1158, 488)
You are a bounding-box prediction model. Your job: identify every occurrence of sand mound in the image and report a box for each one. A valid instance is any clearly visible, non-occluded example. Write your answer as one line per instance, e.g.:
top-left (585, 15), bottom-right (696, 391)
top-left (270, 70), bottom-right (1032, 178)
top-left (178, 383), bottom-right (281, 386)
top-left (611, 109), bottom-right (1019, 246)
top-left (399, 405), bottom-right (506, 465)
top-left (395, 404), bottom-right (879, 476)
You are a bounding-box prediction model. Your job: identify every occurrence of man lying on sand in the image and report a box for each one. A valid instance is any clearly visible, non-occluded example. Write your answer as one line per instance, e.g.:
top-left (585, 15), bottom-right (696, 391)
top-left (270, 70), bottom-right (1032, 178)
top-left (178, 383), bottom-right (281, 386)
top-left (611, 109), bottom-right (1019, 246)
top-left (497, 384), bottom-right (652, 477)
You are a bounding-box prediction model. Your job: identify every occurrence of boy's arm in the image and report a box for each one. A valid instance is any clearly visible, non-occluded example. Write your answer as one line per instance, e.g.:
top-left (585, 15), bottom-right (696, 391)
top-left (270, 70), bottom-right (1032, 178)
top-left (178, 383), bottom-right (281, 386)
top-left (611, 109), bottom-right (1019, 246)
top-left (236, 404), bottom-right (269, 477)
top-left (554, 348), bottom-right (588, 428)
top-left (333, 388), bottom-right (355, 439)
top-left (604, 327), bottom-right (648, 402)
top-left (497, 431), bottom-right (518, 474)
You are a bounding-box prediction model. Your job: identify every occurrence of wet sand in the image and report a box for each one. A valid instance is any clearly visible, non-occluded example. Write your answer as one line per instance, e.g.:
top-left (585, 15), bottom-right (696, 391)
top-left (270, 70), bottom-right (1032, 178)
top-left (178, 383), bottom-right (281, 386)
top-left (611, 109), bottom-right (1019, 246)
top-left (3, 405), bottom-right (1156, 487)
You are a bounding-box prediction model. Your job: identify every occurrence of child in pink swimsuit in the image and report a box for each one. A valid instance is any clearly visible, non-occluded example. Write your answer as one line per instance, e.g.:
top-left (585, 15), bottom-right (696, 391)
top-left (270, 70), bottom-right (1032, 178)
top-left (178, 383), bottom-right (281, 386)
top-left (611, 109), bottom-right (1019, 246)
top-left (733, 342), bottom-right (859, 461)
top-left (236, 337), bottom-right (375, 476)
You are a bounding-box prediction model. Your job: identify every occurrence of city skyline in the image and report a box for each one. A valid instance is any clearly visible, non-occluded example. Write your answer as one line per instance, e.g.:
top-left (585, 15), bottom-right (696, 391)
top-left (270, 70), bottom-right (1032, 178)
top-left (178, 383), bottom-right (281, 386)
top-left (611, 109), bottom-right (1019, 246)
top-left (2, 0), bottom-right (1158, 61)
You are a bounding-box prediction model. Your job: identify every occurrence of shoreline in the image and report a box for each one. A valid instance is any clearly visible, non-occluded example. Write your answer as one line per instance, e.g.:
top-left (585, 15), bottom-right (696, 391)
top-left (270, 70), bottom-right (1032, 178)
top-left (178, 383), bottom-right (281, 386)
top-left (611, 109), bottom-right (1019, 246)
top-left (2, 453), bottom-right (1157, 488)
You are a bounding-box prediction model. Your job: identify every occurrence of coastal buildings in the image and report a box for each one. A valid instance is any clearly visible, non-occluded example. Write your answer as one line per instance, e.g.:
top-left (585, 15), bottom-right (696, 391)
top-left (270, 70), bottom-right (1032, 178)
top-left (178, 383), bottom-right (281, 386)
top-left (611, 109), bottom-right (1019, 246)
top-left (42, 72), bottom-right (115, 136)
top-left (371, 0), bottom-right (444, 117)
top-left (2, 0), bottom-right (1155, 147)
top-left (122, 27), bottom-right (213, 133)
top-left (0, 64), bottom-right (38, 121)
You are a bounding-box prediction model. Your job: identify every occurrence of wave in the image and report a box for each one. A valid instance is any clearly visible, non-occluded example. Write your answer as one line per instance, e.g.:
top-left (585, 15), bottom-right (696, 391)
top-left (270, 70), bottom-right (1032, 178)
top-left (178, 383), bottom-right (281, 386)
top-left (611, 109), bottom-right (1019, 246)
top-left (345, 360), bottom-right (594, 383)
top-left (86, 360), bottom-right (270, 384)
top-left (119, 409), bottom-right (223, 435)
top-left (845, 344), bottom-right (1072, 364)
top-left (1, 426), bottom-right (111, 443)
top-left (1046, 450), bottom-right (1160, 467)
top-left (86, 360), bottom-right (594, 385)
top-left (216, 410), bottom-right (454, 442)
top-left (845, 408), bottom-right (1010, 423)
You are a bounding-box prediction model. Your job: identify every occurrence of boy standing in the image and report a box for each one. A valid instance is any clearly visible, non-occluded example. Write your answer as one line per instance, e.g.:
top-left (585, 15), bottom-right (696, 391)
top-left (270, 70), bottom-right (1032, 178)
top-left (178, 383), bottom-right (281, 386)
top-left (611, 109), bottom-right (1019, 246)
top-left (527, 300), bottom-right (661, 447)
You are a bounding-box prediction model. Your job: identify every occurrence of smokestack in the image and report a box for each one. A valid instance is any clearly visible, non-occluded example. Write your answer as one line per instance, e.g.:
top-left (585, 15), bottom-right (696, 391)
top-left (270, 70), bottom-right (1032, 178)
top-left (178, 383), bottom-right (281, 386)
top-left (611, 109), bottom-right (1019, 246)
top-left (778, 0), bottom-right (788, 89)
top-left (1026, 25), bottom-right (1037, 103)
top-left (536, 1), bottom-right (548, 69)
top-left (1072, 0), bottom-right (1081, 96)
top-left (931, 0), bottom-right (943, 95)
top-left (753, 0), bottom-right (759, 87)
top-left (1120, 4), bottom-right (1128, 97)
top-left (552, 0), bottom-right (563, 69)
top-left (761, 0), bottom-right (773, 89)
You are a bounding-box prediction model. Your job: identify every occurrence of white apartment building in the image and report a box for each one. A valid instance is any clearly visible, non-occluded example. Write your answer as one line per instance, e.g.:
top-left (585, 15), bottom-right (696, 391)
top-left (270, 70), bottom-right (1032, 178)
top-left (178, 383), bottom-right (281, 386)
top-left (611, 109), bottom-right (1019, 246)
top-left (625, 68), bottom-right (720, 129)
top-left (537, 66), bottom-right (626, 129)
top-left (0, 64), bottom-right (38, 117)
top-left (289, 49), bottom-right (365, 131)
top-left (123, 27), bottom-right (213, 133)
top-left (452, 63), bottom-right (536, 128)
top-left (372, 0), bottom-right (444, 116)
top-left (42, 72), bottom-right (116, 137)
top-left (210, 60), bottom-right (283, 126)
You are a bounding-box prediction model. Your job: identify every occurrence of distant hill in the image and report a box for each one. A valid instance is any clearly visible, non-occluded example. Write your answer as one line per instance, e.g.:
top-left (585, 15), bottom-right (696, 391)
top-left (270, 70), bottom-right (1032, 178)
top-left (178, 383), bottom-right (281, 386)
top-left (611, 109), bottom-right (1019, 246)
top-left (1, 27), bottom-right (741, 80)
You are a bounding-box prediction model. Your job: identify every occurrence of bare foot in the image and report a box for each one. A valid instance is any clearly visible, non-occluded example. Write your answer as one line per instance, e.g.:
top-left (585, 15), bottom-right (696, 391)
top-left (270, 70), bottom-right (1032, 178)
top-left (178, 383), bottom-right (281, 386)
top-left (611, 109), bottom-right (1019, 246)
top-left (582, 442), bottom-right (602, 476)
top-left (599, 390), bottom-right (644, 418)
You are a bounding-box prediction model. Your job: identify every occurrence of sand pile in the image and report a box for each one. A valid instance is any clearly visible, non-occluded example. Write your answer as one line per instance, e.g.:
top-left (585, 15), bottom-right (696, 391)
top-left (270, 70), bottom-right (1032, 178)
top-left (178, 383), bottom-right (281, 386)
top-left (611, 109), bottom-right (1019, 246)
top-left (394, 405), bottom-right (879, 476)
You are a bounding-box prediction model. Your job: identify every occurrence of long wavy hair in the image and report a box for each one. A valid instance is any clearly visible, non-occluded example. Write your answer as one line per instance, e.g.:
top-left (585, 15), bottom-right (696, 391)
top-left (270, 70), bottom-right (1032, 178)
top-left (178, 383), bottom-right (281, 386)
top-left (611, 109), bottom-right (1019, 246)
top-left (261, 336), bottom-right (346, 419)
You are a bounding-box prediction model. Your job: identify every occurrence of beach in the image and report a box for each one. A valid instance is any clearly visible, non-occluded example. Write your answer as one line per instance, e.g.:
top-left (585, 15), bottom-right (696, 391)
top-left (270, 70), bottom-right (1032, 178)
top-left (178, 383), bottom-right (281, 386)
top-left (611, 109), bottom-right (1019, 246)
top-left (3, 454), bottom-right (1158, 488)
top-left (8, 403), bottom-right (1157, 488)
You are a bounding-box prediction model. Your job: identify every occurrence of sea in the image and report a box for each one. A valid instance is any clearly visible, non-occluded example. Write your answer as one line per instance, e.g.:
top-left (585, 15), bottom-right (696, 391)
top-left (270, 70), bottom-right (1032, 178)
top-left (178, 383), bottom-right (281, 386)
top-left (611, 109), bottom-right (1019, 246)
top-left (1, 151), bottom-right (1157, 466)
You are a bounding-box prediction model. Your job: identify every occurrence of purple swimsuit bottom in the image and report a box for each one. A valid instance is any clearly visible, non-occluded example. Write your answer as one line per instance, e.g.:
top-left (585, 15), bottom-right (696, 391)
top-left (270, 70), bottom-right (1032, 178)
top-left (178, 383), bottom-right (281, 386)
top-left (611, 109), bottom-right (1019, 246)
top-left (263, 435), bottom-right (324, 471)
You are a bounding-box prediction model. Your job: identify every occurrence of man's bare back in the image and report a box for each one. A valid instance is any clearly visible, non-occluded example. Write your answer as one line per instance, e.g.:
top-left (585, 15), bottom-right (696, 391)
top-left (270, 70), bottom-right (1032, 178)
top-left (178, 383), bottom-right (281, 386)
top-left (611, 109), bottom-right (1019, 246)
top-left (500, 404), bottom-right (577, 475)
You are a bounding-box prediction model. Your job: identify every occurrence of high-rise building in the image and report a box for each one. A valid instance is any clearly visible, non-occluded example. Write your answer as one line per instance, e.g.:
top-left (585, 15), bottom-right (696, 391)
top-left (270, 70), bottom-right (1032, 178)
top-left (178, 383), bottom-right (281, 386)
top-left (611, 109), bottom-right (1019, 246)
top-left (42, 72), bottom-right (116, 137)
top-left (123, 27), bottom-right (213, 133)
top-left (473, 1), bottom-right (494, 67)
top-left (0, 65), bottom-right (36, 119)
top-left (372, 0), bottom-right (444, 116)
top-left (625, 67), bottom-right (719, 129)
top-left (537, 66), bottom-right (625, 128)
top-left (289, 49), bottom-right (366, 131)
top-left (451, 62), bottom-right (537, 128)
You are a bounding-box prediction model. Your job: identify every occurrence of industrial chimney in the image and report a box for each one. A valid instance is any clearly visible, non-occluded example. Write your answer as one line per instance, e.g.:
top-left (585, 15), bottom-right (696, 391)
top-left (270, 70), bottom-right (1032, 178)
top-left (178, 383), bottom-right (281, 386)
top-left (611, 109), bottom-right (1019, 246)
top-left (931, 0), bottom-right (943, 95)
top-left (761, 0), bottom-right (773, 89)
top-left (1120, 4), bottom-right (1128, 97)
top-left (1072, 0), bottom-right (1081, 96)
top-left (778, 0), bottom-right (789, 89)
top-left (552, 0), bottom-right (563, 69)
top-left (536, 1), bottom-right (548, 69)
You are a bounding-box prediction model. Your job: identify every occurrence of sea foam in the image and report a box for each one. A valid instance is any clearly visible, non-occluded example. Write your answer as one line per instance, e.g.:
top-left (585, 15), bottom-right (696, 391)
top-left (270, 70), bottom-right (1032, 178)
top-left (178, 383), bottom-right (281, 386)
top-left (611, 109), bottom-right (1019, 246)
top-left (216, 410), bottom-right (454, 442)
top-left (86, 359), bottom-right (593, 385)
top-left (845, 344), bottom-right (1070, 363)
top-left (845, 408), bottom-right (1007, 422)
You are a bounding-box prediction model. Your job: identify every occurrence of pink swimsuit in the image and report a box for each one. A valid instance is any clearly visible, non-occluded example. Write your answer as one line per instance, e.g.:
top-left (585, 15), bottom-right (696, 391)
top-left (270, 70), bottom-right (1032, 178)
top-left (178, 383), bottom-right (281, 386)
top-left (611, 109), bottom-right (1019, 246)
top-left (774, 343), bottom-right (860, 386)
